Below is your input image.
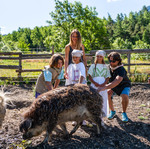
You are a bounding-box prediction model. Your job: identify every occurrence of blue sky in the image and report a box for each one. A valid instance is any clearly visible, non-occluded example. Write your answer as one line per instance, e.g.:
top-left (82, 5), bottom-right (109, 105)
top-left (0, 0), bottom-right (150, 35)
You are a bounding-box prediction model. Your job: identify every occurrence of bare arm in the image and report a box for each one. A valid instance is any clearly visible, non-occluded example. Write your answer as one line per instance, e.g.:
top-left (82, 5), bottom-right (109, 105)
top-left (54, 79), bottom-right (60, 89)
top-left (97, 75), bottom-right (123, 92)
top-left (64, 45), bottom-right (69, 74)
top-left (79, 76), bottom-right (85, 84)
top-left (89, 75), bottom-right (100, 87)
top-left (45, 81), bottom-right (53, 91)
top-left (89, 75), bottom-right (109, 87)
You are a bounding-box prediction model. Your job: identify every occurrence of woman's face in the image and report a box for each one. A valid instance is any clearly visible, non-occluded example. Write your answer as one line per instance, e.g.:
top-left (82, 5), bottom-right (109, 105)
top-left (71, 33), bottom-right (78, 44)
top-left (56, 59), bottom-right (63, 68)
top-left (96, 55), bottom-right (103, 64)
top-left (72, 56), bottom-right (80, 64)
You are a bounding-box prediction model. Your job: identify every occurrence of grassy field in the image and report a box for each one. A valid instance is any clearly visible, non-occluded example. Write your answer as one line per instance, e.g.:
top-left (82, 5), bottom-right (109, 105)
top-left (0, 57), bottom-right (149, 82)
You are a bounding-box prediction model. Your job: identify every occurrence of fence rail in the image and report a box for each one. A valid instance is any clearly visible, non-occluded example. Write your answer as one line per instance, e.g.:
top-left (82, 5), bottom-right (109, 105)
top-left (0, 49), bottom-right (150, 82)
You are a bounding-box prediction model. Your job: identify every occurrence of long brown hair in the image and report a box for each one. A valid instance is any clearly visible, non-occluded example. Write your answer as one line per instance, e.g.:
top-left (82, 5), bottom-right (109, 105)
top-left (69, 29), bottom-right (82, 49)
top-left (49, 54), bottom-right (64, 68)
top-left (108, 52), bottom-right (122, 65)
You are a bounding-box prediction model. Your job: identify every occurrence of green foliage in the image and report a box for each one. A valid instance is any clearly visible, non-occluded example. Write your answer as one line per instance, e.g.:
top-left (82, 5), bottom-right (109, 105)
top-left (8, 140), bottom-right (32, 149)
top-left (1, 2), bottom-right (150, 53)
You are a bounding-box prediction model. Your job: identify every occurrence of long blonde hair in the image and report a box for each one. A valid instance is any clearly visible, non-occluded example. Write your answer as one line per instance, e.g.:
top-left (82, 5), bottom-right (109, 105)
top-left (69, 29), bottom-right (82, 49)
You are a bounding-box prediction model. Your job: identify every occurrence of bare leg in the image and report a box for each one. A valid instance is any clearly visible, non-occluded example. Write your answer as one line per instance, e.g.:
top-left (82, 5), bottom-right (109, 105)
top-left (108, 89), bottom-right (114, 111)
top-left (121, 94), bottom-right (129, 112)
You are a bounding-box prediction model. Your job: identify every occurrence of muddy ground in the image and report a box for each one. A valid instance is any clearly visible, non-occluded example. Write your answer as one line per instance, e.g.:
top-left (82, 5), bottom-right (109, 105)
top-left (0, 83), bottom-right (150, 149)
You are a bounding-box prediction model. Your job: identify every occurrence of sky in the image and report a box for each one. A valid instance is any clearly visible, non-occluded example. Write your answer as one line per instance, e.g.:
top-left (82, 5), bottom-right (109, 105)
top-left (0, 0), bottom-right (150, 35)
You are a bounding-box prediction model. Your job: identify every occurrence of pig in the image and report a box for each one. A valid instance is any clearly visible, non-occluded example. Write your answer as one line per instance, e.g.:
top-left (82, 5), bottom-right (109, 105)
top-left (20, 84), bottom-right (103, 144)
top-left (0, 91), bottom-right (7, 129)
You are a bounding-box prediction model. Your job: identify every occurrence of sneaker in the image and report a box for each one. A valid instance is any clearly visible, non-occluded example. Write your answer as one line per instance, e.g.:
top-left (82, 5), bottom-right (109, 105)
top-left (107, 111), bottom-right (116, 120)
top-left (121, 112), bottom-right (128, 122)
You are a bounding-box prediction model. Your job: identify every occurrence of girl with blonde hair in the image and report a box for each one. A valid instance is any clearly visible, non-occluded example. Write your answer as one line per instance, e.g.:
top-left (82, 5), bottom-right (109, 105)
top-left (88, 50), bottom-right (111, 117)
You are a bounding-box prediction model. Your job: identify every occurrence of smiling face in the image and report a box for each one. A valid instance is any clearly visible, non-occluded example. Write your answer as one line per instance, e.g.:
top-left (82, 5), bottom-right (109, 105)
top-left (71, 33), bottom-right (78, 44)
top-left (56, 59), bottom-right (63, 69)
top-left (72, 56), bottom-right (81, 64)
top-left (96, 55), bottom-right (103, 64)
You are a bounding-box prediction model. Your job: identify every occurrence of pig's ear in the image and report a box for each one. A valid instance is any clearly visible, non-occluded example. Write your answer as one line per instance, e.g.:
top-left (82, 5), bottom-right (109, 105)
top-left (20, 119), bottom-right (32, 132)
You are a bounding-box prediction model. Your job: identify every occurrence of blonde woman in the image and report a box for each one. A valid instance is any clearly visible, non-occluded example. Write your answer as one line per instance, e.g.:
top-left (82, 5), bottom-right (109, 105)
top-left (64, 29), bottom-right (87, 79)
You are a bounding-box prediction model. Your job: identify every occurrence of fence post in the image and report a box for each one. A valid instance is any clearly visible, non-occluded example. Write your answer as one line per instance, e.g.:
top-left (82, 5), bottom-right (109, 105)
top-left (127, 53), bottom-right (131, 76)
top-left (52, 45), bottom-right (54, 55)
top-left (18, 52), bottom-right (22, 81)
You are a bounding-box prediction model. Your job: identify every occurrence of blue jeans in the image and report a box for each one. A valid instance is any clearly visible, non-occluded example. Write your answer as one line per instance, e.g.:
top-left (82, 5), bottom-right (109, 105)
top-left (35, 92), bottom-right (41, 98)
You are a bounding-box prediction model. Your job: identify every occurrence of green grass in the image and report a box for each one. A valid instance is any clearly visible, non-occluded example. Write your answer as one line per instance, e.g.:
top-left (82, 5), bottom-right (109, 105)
top-left (138, 116), bottom-right (148, 120)
top-left (0, 57), bottom-right (149, 82)
top-left (139, 104), bottom-right (146, 107)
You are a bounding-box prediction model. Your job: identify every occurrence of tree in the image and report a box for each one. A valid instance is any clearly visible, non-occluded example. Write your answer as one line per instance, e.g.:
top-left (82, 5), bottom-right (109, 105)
top-left (49, 0), bottom-right (109, 51)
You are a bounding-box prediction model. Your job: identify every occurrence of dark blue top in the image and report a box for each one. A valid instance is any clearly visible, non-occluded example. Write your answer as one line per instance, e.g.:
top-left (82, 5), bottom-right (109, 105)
top-left (68, 46), bottom-right (83, 65)
top-left (109, 66), bottom-right (131, 95)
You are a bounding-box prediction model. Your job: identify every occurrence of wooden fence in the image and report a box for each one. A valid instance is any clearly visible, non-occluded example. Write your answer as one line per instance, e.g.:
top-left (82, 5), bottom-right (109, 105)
top-left (0, 49), bottom-right (150, 82)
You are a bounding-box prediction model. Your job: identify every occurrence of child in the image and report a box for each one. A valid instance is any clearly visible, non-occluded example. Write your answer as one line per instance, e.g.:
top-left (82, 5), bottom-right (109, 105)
top-left (88, 50), bottom-right (111, 117)
top-left (35, 54), bottom-right (64, 98)
top-left (65, 49), bottom-right (87, 126)
top-left (65, 49), bottom-right (86, 86)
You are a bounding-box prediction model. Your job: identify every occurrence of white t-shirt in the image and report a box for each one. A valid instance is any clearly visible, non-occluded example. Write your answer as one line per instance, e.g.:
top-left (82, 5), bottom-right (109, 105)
top-left (65, 62), bottom-right (86, 86)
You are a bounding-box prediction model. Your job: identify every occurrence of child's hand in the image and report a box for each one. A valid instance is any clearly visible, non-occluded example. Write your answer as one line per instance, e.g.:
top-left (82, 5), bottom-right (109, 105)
top-left (94, 82), bottom-right (100, 87)
top-left (97, 86), bottom-right (106, 92)
top-left (97, 84), bottom-right (105, 87)
top-left (64, 72), bottom-right (68, 79)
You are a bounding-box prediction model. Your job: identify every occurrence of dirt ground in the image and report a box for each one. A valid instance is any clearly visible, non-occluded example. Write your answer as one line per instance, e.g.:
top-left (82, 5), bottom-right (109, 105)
top-left (0, 83), bottom-right (150, 149)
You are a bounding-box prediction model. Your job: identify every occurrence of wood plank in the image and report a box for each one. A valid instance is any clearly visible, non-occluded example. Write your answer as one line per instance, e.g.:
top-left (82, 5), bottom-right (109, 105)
top-left (0, 52), bottom-right (21, 55)
top-left (16, 69), bottom-right (42, 72)
top-left (0, 57), bottom-right (19, 60)
top-left (0, 65), bottom-right (20, 69)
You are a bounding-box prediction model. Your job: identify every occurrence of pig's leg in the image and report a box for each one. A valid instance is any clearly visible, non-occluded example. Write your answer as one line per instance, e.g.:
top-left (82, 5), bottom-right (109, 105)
top-left (70, 121), bottom-right (82, 136)
top-left (42, 121), bottom-right (57, 144)
top-left (91, 115), bottom-right (102, 136)
top-left (59, 123), bottom-right (69, 137)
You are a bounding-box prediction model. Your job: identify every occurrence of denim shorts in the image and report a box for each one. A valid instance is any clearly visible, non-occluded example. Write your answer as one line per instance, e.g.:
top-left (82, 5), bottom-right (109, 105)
top-left (35, 92), bottom-right (41, 98)
top-left (111, 87), bottom-right (130, 99)
top-left (121, 87), bottom-right (130, 96)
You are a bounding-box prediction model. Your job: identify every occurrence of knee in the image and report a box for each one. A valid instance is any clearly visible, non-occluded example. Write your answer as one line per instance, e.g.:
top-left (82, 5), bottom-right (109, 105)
top-left (121, 94), bottom-right (129, 101)
top-left (108, 89), bottom-right (113, 97)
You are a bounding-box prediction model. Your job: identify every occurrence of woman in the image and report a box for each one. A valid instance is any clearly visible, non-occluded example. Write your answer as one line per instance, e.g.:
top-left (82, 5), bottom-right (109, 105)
top-left (64, 29), bottom-right (87, 79)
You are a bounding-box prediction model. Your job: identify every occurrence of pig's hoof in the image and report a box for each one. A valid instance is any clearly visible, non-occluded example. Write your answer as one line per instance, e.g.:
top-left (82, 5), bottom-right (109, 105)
top-left (95, 134), bottom-right (101, 137)
top-left (63, 134), bottom-right (70, 139)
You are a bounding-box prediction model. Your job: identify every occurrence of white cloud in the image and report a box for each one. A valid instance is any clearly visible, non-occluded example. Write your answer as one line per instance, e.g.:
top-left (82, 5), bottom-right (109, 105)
top-left (107, 0), bottom-right (121, 2)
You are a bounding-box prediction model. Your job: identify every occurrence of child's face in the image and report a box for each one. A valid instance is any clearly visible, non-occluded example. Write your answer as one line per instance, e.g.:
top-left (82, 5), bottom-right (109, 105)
top-left (96, 55), bottom-right (103, 63)
top-left (56, 59), bottom-right (63, 68)
top-left (72, 56), bottom-right (81, 64)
